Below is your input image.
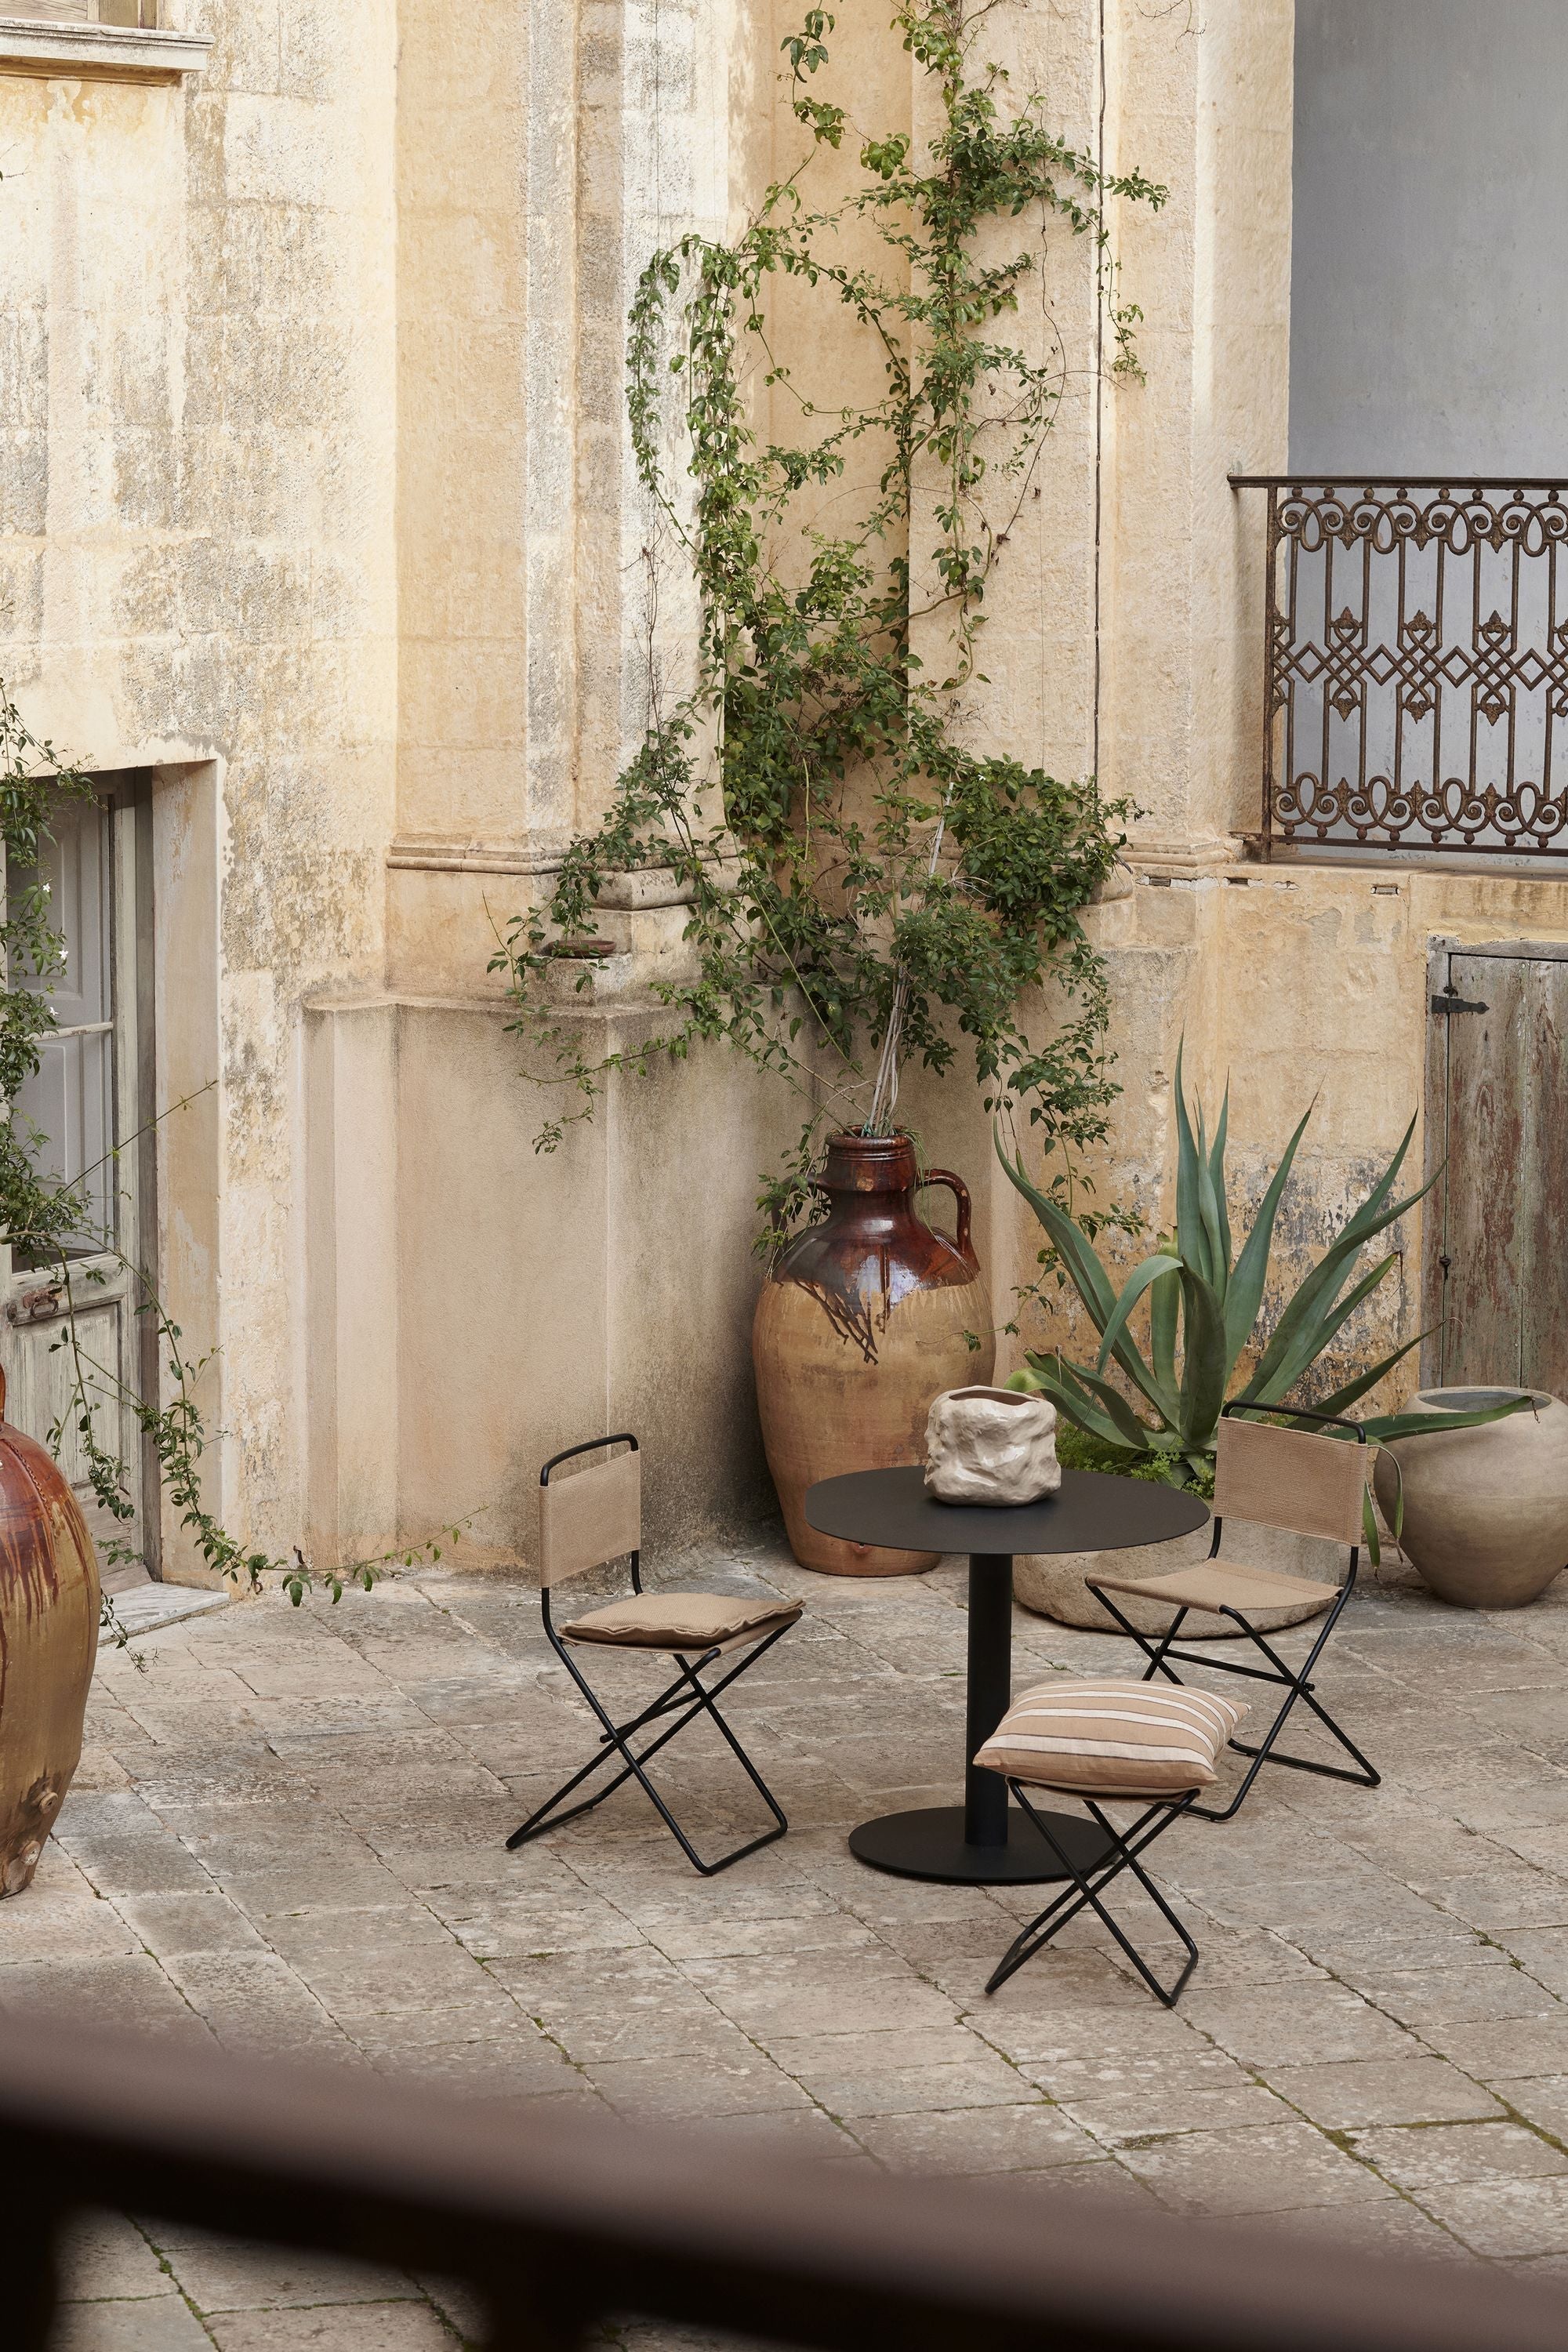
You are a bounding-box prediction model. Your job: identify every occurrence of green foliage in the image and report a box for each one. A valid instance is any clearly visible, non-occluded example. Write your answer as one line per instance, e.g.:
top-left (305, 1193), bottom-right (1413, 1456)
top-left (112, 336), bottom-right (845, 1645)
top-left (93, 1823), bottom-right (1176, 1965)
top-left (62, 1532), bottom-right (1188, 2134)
top-left (0, 684), bottom-right (98, 1259)
top-left (0, 684), bottom-right (462, 1627)
top-left (492, 4), bottom-right (1167, 1236)
top-left (1002, 1046), bottom-right (1534, 1479)
top-left (1054, 1414), bottom-right (1213, 1499)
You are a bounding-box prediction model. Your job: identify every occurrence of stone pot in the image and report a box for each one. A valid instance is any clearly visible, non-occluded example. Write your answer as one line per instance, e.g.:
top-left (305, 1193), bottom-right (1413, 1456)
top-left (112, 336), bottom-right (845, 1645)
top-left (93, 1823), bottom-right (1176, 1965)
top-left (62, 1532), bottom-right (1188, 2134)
top-left (1015, 1516), bottom-right (1339, 1638)
top-left (1372, 1386), bottom-right (1568, 1609)
top-left (753, 1134), bottom-right (993, 1574)
top-left (0, 1367), bottom-right (100, 1894)
top-left (925, 1386), bottom-right (1059, 1505)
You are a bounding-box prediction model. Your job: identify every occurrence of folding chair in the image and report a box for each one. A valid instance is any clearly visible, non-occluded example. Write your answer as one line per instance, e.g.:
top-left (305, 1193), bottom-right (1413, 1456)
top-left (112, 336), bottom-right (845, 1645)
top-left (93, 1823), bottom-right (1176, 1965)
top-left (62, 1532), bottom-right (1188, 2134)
top-left (506, 1435), bottom-right (802, 1876)
top-left (1085, 1405), bottom-right (1379, 1822)
top-left (975, 1679), bottom-right (1246, 2006)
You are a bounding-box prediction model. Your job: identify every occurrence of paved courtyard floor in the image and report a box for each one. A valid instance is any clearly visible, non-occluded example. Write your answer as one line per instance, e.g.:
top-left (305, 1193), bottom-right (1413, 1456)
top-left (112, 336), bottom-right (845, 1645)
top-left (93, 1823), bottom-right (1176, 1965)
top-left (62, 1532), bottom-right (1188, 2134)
top-left (20, 1529), bottom-right (1568, 2347)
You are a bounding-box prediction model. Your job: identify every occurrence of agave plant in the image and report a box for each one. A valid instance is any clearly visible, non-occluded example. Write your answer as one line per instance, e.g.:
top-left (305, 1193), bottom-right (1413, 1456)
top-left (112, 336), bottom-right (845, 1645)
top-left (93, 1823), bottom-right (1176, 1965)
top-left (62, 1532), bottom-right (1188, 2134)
top-left (1000, 1048), bottom-right (1525, 1484)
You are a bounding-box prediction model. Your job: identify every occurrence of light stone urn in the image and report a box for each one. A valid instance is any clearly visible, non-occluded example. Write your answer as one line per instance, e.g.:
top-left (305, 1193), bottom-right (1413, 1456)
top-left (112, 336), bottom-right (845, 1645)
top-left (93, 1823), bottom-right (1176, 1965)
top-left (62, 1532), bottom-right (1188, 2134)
top-left (1372, 1387), bottom-right (1568, 1609)
top-left (924, 1387), bottom-right (1060, 1506)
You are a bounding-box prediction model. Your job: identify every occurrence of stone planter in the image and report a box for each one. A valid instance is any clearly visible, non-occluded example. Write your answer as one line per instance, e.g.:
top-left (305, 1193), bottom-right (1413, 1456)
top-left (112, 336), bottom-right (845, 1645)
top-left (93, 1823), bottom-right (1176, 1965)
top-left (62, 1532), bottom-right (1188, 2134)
top-left (1015, 1515), bottom-right (1339, 1638)
top-left (1372, 1387), bottom-right (1568, 1610)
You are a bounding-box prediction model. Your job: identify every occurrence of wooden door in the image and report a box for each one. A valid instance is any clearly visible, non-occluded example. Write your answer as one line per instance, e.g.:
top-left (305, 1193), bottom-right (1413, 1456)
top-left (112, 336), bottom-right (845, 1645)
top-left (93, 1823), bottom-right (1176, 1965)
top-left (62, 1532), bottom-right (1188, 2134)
top-left (0, 782), bottom-right (155, 1577)
top-left (1424, 941), bottom-right (1568, 1396)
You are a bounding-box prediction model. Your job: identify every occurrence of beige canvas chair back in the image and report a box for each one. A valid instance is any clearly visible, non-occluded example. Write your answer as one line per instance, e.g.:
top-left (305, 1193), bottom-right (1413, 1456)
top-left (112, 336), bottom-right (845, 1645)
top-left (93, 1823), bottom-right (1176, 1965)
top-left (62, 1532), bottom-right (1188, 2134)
top-left (539, 1448), bottom-right (641, 1585)
top-left (1214, 1417), bottom-right (1367, 1547)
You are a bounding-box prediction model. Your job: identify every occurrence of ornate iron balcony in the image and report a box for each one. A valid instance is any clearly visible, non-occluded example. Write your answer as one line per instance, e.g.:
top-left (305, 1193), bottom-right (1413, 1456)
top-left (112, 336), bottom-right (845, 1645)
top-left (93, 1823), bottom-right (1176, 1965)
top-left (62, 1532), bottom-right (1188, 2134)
top-left (1232, 477), bottom-right (1568, 858)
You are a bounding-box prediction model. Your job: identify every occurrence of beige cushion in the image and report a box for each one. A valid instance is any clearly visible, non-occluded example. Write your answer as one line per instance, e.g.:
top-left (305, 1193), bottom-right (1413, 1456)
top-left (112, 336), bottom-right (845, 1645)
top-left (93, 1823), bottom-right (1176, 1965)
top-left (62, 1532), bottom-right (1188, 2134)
top-left (975, 1677), bottom-right (1247, 1798)
top-left (1091, 1558), bottom-right (1342, 1614)
top-left (560, 1591), bottom-right (802, 1653)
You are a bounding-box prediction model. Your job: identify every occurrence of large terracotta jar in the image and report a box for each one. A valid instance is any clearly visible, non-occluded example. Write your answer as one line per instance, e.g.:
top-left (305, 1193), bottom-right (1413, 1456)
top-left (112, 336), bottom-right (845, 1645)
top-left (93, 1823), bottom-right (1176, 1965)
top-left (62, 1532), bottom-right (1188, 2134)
top-left (752, 1133), bottom-right (994, 1574)
top-left (0, 1369), bottom-right (100, 1894)
top-left (1373, 1386), bottom-right (1568, 1609)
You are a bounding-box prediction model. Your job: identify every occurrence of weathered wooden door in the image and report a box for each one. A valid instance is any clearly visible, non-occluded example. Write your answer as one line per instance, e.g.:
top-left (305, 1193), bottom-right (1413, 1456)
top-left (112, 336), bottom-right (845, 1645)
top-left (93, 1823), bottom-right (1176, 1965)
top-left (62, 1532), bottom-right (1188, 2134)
top-left (1423, 939), bottom-right (1568, 1396)
top-left (0, 781), bottom-right (155, 1575)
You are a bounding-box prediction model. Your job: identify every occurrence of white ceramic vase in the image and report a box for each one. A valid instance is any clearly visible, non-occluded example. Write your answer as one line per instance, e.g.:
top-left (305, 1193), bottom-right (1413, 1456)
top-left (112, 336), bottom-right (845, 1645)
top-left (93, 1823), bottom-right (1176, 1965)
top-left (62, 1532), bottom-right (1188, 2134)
top-left (1372, 1387), bottom-right (1568, 1609)
top-left (924, 1387), bottom-right (1060, 1506)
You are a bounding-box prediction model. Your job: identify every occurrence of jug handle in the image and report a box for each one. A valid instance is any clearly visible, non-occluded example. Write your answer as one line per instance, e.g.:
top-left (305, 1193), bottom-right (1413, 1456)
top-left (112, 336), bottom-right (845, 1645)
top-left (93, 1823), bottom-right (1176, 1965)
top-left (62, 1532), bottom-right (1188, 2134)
top-left (918, 1168), bottom-right (973, 1262)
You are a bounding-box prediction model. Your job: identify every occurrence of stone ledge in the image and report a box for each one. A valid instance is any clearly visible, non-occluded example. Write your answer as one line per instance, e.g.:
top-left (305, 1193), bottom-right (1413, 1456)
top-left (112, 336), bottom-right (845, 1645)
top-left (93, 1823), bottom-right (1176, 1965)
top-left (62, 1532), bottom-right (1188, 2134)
top-left (0, 20), bottom-right (209, 82)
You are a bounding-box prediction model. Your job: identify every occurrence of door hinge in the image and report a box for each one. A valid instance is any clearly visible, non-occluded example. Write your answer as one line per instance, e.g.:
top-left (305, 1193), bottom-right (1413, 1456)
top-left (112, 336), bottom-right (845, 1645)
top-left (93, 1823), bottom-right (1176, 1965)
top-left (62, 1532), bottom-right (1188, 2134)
top-left (1430, 990), bottom-right (1488, 1016)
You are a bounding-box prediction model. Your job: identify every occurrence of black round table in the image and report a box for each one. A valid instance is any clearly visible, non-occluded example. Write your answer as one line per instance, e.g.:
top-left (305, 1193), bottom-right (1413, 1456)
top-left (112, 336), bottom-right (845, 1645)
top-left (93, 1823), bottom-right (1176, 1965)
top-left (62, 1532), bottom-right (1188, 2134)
top-left (804, 1465), bottom-right (1210, 1886)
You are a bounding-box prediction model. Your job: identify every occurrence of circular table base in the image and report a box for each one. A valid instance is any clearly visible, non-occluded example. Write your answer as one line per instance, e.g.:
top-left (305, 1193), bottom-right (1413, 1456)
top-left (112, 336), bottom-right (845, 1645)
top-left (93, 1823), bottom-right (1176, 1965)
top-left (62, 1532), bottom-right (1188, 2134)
top-left (848, 1803), bottom-right (1112, 1886)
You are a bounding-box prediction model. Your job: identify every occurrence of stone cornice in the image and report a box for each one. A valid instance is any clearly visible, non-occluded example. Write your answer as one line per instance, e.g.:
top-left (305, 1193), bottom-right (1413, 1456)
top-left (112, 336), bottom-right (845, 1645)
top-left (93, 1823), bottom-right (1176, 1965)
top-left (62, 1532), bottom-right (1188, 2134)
top-left (0, 19), bottom-right (210, 82)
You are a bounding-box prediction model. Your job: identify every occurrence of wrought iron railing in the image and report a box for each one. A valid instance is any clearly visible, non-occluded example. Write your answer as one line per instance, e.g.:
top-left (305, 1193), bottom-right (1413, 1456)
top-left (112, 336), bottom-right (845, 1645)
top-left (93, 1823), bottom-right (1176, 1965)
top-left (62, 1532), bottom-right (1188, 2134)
top-left (5, 2016), bottom-right (1568, 2351)
top-left (1232, 477), bottom-right (1568, 858)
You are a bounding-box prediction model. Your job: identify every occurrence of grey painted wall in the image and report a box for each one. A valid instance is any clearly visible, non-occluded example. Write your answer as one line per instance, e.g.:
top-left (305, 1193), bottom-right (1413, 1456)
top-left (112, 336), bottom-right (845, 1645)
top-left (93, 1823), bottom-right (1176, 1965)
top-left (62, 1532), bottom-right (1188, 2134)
top-left (1290, 0), bottom-right (1568, 476)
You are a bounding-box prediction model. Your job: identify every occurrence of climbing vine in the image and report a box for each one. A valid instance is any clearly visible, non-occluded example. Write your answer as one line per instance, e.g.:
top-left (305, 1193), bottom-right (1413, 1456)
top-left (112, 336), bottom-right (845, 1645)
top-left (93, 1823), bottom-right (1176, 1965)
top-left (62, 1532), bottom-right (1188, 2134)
top-left (494, 2), bottom-right (1166, 1233)
top-left (0, 683), bottom-right (461, 1627)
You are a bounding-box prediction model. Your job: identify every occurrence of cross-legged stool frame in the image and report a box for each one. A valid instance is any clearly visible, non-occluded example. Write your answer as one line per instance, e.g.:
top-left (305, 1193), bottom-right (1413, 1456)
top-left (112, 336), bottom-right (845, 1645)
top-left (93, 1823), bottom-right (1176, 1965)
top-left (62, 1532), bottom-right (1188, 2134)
top-left (985, 1788), bottom-right (1200, 2006)
top-left (1087, 1406), bottom-right (1379, 1824)
top-left (506, 1436), bottom-right (800, 1877)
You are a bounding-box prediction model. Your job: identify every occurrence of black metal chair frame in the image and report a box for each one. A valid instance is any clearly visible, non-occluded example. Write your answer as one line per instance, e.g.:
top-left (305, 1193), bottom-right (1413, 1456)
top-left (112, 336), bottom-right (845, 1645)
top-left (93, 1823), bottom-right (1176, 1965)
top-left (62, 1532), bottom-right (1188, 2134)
top-left (506, 1436), bottom-right (794, 1878)
top-left (986, 1786), bottom-right (1200, 2007)
top-left (1086, 1404), bottom-right (1380, 1824)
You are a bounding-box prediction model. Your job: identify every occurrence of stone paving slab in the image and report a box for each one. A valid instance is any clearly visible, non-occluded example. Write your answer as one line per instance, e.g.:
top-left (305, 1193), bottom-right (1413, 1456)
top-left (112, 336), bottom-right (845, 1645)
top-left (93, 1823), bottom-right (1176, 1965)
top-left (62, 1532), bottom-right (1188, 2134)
top-left (21, 1531), bottom-right (1568, 2347)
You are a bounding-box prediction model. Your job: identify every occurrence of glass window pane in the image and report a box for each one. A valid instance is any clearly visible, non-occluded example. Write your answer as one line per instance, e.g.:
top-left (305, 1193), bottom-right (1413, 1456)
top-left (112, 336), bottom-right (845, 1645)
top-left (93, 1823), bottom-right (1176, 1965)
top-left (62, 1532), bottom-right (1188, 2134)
top-left (9, 795), bottom-right (116, 1261)
top-left (12, 797), bottom-right (110, 1029)
top-left (17, 1033), bottom-right (114, 1254)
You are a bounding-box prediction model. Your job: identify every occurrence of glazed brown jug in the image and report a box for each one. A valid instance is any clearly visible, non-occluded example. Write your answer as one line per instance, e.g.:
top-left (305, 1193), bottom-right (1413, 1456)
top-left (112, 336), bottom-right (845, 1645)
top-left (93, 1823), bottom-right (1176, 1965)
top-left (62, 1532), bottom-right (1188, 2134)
top-left (752, 1133), bottom-right (995, 1574)
top-left (0, 1367), bottom-right (100, 1895)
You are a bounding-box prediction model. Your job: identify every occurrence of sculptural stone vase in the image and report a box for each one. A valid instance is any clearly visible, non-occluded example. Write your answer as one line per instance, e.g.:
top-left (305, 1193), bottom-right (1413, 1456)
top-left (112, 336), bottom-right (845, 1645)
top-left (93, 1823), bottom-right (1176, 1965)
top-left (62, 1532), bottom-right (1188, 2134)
top-left (753, 1134), bottom-right (994, 1573)
top-left (1372, 1387), bottom-right (1568, 1609)
top-left (0, 1368), bottom-right (100, 1894)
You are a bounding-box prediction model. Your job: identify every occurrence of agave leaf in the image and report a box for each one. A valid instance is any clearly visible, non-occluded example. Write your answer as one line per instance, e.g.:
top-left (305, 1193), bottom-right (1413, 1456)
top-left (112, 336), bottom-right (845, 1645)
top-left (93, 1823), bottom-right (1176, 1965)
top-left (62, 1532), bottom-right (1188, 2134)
top-left (1052, 1360), bottom-right (1160, 1450)
top-left (1018, 1356), bottom-right (1154, 1452)
top-left (1222, 1101), bottom-right (1314, 1377)
top-left (1149, 1255), bottom-right (1180, 1392)
top-left (1197, 1151), bottom-right (1228, 1305)
top-left (1302, 1327), bottom-right (1429, 1419)
top-left (1175, 1268), bottom-right (1229, 1449)
top-left (1357, 1394), bottom-right (1537, 1443)
top-left (1172, 1043), bottom-right (1210, 1283)
top-left (1241, 1171), bottom-right (1435, 1405)
top-left (1261, 1251), bottom-right (1403, 1405)
top-left (1208, 1083), bottom-right (1233, 1282)
top-left (998, 1131), bottom-right (1181, 1425)
top-left (995, 1133), bottom-right (1116, 1326)
top-left (1095, 1254), bottom-right (1184, 1376)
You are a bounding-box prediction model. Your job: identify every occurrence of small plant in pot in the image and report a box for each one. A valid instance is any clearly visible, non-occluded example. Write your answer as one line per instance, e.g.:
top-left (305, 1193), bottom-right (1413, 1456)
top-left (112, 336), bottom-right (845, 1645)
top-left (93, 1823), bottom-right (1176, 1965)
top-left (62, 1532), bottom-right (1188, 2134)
top-left (998, 1054), bottom-right (1529, 1624)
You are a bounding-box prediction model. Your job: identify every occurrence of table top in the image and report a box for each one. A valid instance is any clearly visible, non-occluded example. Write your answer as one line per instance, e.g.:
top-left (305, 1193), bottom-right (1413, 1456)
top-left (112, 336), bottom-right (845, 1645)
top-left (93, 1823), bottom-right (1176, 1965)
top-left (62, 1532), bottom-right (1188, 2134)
top-left (804, 1464), bottom-right (1209, 1556)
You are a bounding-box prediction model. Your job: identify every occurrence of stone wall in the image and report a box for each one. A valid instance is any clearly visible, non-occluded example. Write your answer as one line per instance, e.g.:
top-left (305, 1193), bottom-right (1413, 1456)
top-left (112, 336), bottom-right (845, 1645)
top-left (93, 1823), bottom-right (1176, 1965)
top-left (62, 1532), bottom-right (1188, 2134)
top-left (4, 2), bottom-right (1564, 1583)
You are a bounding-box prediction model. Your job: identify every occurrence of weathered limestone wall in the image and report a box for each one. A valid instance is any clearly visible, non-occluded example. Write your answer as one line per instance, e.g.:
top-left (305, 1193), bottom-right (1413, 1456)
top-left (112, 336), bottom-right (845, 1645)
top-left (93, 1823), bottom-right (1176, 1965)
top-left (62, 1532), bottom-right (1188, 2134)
top-left (0, 9), bottom-right (397, 1574)
top-left (1013, 860), bottom-right (1568, 1418)
top-left (9, 0), bottom-right (1556, 1583)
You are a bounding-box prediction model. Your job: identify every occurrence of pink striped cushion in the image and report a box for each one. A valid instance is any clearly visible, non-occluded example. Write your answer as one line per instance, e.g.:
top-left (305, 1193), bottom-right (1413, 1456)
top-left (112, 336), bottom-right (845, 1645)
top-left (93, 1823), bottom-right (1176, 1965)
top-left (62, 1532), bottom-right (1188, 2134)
top-left (975, 1678), bottom-right (1246, 1797)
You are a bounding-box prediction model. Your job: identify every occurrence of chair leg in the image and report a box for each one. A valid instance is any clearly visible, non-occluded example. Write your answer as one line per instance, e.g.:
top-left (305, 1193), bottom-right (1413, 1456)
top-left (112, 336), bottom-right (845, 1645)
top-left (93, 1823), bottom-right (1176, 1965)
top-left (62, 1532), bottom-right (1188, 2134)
top-left (506, 1624), bottom-right (794, 1876)
top-left (1084, 1582), bottom-right (1189, 1683)
top-left (1189, 1596), bottom-right (1378, 1823)
top-left (985, 1791), bottom-right (1199, 2008)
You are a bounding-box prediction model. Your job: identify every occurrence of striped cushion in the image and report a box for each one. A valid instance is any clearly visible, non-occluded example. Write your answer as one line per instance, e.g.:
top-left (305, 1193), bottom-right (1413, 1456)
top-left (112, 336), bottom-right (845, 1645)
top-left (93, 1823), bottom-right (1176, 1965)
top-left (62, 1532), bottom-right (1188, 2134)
top-left (975, 1679), bottom-right (1246, 1798)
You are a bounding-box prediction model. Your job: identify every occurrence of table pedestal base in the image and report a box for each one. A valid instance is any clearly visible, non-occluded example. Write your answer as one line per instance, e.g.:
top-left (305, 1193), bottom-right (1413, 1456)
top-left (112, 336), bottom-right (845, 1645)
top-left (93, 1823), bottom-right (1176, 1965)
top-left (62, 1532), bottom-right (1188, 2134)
top-left (848, 1804), bottom-right (1112, 1886)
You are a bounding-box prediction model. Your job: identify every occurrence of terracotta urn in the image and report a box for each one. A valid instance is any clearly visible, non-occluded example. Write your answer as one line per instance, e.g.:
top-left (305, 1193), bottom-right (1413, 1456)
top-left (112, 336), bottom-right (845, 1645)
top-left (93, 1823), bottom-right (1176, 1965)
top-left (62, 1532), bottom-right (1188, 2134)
top-left (752, 1134), bottom-right (993, 1573)
top-left (1372, 1387), bottom-right (1568, 1609)
top-left (0, 1368), bottom-right (100, 1894)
